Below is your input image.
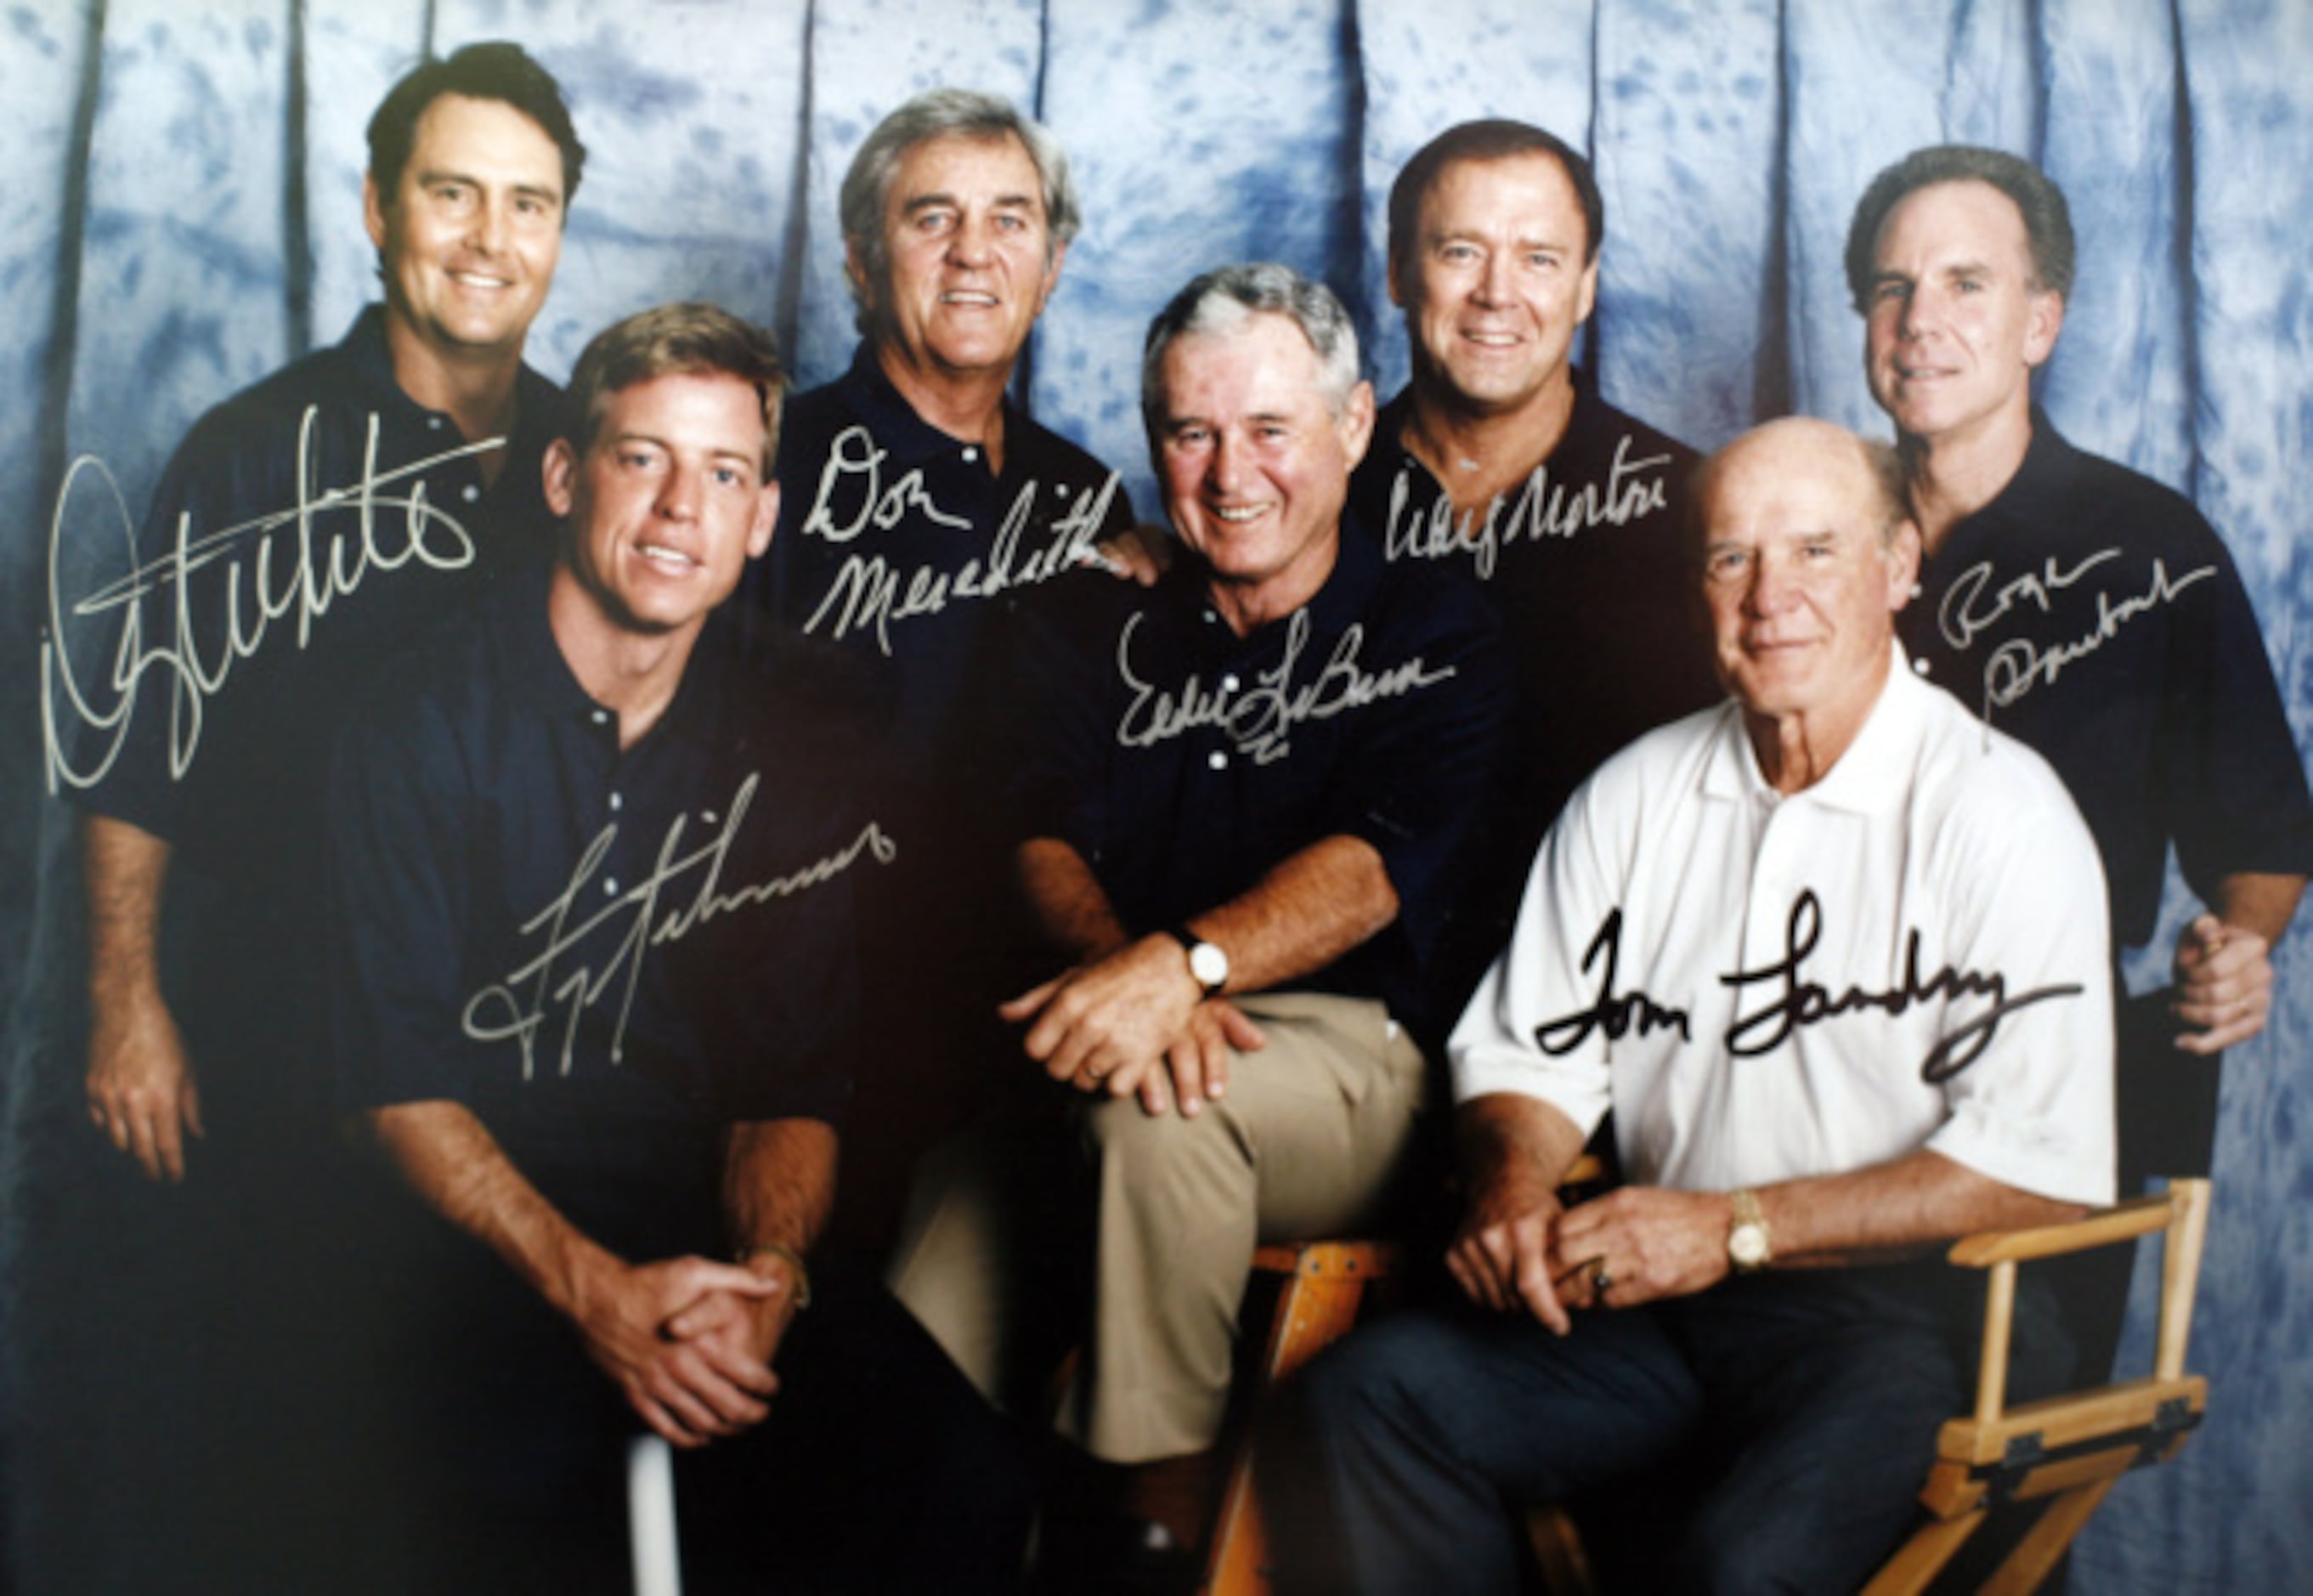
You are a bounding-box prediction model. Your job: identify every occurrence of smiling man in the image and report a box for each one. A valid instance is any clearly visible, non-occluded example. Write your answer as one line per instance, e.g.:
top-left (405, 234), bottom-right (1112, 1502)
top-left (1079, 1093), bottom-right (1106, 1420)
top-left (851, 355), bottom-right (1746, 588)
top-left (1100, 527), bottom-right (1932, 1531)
top-left (54, 42), bottom-right (582, 1587)
top-left (738, 88), bottom-right (1138, 1248)
top-left (1350, 121), bottom-right (1722, 1041)
top-left (331, 303), bottom-right (1027, 1593)
top-left (888, 263), bottom-right (1507, 1585)
top-left (1847, 147), bottom-right (2310, 1203)
top-left (1287, 416), bottom-right (2116, 1594)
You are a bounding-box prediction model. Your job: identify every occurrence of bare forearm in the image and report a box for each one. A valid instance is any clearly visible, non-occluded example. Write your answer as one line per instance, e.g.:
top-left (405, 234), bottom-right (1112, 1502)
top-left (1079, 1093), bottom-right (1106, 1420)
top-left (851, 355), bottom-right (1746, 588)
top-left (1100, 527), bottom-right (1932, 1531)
top-left (1756, 1150), bottom-right (2086, 1268)
top-left (2216, 872), bottom-right (2306, 947)
top-left (1190, 835), bottom-right (1399, 994)
top-left (369, 1100), bottom-right (614, 1316)
top-left (722, 1118), bottom-right (838, 1259)
top-left (1456, 1092), bottom-right (1589, 1199)
top-left (84, 815), bottom-right (170, 1004)
top-left (1017, 838), bottom-right (1132, 962)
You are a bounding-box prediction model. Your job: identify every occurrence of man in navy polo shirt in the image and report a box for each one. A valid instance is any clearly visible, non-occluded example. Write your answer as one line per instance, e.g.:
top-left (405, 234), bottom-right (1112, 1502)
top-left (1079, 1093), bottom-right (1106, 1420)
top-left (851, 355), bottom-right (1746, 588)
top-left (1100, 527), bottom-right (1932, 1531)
top-left (1349, 120), bottom-right (1722, 1036)
top-left (891, 263), bottom-right (1508, 1580)
top-left (1846, 146), bottom-right (2312, 1191)
top-left (738, 88), bottom-right (1138, 1246)
top-left (331, 303), bottom-right (1026, 1593)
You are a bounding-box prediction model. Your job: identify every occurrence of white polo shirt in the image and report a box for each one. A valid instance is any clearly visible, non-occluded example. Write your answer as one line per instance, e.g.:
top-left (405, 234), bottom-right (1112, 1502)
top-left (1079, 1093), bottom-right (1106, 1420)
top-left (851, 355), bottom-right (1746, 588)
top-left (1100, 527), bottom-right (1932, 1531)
top-left (1451, 646), bottom-right (2116, 1207)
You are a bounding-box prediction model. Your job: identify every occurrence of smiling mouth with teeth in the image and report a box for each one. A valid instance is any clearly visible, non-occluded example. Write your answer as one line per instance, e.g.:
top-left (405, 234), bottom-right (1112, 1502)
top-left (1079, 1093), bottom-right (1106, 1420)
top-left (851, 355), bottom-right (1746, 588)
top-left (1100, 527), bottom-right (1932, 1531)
top-left (638, 544), bottom-right (701, 570)
top-left (1212, 504), bottom-right (1270, 523)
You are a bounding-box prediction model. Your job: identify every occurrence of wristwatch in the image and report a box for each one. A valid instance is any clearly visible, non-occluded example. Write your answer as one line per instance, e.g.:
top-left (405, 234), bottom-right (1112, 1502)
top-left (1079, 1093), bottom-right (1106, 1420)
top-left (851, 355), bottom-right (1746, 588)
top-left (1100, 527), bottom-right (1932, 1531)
top-left (1728, 1188), bottom-right (1773, 1273)
top-left (1165, 925), bottom-right (1230, 999)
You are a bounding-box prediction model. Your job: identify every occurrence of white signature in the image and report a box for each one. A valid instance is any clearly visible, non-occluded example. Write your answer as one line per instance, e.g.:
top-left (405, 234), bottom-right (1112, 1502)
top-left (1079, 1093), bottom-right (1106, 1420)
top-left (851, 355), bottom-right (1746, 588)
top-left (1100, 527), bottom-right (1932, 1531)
top-left (40, 408), bottom-right (490, 792)
top-left (800, 427), bottom-right (1123, 654)
top-left (461, 773), bottom-right (896, 1080)
top-left (1115, 607), bottom-right (1457, 765)
top-left (1936, 548), bottom-right (2216, 711)
top-left (1382, 433), bottom-right (1673, 580)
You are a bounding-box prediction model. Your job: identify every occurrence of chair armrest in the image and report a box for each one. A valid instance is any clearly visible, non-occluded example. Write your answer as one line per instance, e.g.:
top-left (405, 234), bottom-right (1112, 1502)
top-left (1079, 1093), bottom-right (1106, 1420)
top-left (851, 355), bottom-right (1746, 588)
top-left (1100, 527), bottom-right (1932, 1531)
top-left (1945, 1190), bottom-right (2175, 1268)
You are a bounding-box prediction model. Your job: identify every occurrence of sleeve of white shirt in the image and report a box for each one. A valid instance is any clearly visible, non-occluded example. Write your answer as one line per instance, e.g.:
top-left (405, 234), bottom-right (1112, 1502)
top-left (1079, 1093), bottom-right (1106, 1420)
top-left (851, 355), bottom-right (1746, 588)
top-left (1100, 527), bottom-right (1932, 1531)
top-left (1447, 758), bottom-right (1632, 1138)
top-left (1920, 743), bottom-right (2118, 1208)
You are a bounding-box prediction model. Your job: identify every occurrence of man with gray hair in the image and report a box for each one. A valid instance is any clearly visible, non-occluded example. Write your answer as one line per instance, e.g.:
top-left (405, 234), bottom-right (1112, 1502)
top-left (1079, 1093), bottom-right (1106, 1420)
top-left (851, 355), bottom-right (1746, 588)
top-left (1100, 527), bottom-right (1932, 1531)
top-left (890, 262), bottom-right (1507, 1581)
top-left (737, 88), bottom-right (1138, 1246)
top-left (1288, 416), bottom-right (2115, 1593)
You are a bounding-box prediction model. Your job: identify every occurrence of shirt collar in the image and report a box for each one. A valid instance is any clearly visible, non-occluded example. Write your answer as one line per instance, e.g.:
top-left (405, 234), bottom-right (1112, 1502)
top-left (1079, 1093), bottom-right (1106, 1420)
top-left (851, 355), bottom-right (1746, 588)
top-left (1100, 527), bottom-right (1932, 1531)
top-left (1932, 408), bottom-right (2084, 568)
top-left (337, 303), bottom-right (562, 458)
top-left (495, 557), bottom-right (730, 748)
top-left (836, 341), bottom-right (1015, 474)
top-left (1704, 640), bottom-right (1924, 816)
top-left (1160, 508), bottom-right (1385, 644)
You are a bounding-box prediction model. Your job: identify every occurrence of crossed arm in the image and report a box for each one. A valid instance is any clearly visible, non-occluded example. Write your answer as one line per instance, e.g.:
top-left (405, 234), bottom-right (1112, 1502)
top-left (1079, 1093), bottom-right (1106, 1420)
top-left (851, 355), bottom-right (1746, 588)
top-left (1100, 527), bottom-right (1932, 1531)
top-left (1448, 1092), bottom-right (2087, 1336)
top-left (368, 1101), bottom-right (832, 1448)
top-left (1002, 834), bottom-right (1399, 1117)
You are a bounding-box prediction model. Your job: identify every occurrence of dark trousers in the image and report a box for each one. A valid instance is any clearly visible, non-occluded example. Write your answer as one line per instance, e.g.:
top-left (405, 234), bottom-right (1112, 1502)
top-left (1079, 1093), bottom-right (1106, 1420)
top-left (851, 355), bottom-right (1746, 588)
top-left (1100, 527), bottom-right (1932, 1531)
top-left (1282, 1265), bottom-right (2068, 1596)
top-left (395, 1245), bottom-right (1032, 1595)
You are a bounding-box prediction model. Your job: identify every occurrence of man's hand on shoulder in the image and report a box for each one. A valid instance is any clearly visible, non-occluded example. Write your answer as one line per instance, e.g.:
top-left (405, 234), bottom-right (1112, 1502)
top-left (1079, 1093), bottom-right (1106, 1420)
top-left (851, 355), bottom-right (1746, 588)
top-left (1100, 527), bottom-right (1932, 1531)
top-left (1001, 934), bottom-right (1207, 1109)
top-left (1089, 522), bottom-right (1174, 587)
top-left (86, 985), bottom-right (204, 1183)
top-left (571, 1253), bottom-right (785, 1448)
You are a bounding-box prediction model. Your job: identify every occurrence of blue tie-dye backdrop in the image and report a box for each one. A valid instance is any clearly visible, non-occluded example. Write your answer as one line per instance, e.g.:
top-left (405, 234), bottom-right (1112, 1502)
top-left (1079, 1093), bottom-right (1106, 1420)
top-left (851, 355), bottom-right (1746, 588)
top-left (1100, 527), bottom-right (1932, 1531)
top-left (3, 1), bottom-right (2307, 1588)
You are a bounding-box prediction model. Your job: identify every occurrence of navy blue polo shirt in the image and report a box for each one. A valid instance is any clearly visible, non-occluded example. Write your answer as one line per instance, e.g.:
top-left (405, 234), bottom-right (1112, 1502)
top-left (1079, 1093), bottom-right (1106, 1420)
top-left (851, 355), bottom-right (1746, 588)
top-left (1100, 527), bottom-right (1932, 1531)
top-left (1349, 377), bottom-right (1720, 835)
top-left (329, 567), bottom-right (878, 1257)
top-left (1898, 415), bottom-right (2313, 952)
top-left (1011, 524), bottom-right (1510, 1037)
top-left (743, 343), bottom-right (1134, 781)
top-left (61, 307), bottom-right (562, 1112)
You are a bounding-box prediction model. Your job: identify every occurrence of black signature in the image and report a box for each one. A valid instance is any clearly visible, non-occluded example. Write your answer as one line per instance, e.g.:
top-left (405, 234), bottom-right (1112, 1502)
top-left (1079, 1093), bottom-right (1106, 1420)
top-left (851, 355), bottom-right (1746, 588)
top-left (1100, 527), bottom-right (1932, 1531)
top-left (1720, 891), bottom-right (2081, 1082)
top-left (1532, 893), bottom-right (2082, 1083)
top-left (1532, 908), bottom-right (1694, 1054)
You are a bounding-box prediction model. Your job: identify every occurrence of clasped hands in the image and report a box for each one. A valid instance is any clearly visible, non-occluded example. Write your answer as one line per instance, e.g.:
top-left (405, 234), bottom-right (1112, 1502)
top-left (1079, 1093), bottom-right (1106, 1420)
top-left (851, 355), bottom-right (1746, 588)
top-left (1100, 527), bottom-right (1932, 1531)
top-left (575, 1252), bottom-right (805, 1449)
top-left (2171, 913), bottom-right (2274, 1054)
top-left (1001, 933), bottom-right (1264, 1117)
top-left (1448, 1171), bottom-right (1733, 1337)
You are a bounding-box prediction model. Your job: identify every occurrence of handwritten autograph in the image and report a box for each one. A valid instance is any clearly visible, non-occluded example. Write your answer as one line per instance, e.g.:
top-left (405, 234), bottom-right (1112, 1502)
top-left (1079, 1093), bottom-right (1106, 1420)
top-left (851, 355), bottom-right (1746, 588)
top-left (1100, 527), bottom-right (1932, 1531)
top-left (1114, 608), bottom-right (1458, 765)
top-left (40, 409), bottom-right (492, 792)
top-left (1383, 433), bottom-right (1673, 580)
top-left (1935, 547), bottom-right (2215, 714)
top-left (1535, 891), bottom-right (2082, 1083)
top-left (461, 773), bottom-right (896, 1080)
top-left (798, 426), bottom-right (1123, 655)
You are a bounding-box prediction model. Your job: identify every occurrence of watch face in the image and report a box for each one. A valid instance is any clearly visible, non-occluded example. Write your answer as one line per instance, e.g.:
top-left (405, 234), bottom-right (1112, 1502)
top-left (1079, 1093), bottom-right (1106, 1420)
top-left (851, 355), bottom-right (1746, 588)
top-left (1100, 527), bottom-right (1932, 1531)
top-left (1730, 1225), bottom-right (1770, 1268)
top-left (1189, 942), bottom-right (1229, 988)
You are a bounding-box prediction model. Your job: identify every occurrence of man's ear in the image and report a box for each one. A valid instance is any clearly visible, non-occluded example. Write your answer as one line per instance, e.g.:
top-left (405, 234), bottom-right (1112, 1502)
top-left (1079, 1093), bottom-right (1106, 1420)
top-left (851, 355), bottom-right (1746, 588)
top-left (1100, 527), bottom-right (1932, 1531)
top-left (2023, 288), bottom-right (2065, 369)
top-left (1337, 380), bottom-right (1377, 471)
top-left (747, 481), bottom-right (781, 561)
top-left (542, 438), bottom-right (577, 520)
top-left (363, 173), bottom-right (388, 254)
top-left (1030, 237), bottom-right (1069, 318)
top-left (1884, 518), bottom-right (1924, 611)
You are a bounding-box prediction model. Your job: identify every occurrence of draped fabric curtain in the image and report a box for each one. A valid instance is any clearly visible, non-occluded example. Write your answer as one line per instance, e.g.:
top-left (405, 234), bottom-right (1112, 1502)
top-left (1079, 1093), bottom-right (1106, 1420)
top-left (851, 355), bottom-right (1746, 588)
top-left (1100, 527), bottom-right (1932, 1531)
top-left (3, 1), bottom-right (2306, 1588)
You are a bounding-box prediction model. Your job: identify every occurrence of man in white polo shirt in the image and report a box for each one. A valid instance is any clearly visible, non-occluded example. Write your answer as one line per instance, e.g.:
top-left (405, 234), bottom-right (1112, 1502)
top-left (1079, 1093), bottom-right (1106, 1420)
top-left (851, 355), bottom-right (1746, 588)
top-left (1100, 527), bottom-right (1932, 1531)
top-left (1288, 416), bottom-right (2115, 1593)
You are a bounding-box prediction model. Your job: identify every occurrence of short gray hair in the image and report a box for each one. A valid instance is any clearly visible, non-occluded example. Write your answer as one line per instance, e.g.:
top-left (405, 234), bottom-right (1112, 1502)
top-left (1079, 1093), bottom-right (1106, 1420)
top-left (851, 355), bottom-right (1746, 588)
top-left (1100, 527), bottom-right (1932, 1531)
top-left (838, 88), bottom-right (1082, 337)
top-left (1141, 263), bottom-right (1362, 430)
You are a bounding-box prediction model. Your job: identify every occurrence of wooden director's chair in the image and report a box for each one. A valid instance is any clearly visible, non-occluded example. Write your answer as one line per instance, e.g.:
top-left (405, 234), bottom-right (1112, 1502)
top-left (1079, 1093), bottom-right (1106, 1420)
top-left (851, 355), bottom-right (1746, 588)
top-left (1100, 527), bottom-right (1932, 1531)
top-left (1199, 1173), bottom-right (2214, 1596)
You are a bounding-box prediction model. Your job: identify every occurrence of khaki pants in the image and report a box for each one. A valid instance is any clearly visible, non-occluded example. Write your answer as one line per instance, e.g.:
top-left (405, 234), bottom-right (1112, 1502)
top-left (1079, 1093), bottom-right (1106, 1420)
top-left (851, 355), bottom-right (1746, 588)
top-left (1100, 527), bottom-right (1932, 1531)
top-left (888, 991), bottom-right (1427, 1463)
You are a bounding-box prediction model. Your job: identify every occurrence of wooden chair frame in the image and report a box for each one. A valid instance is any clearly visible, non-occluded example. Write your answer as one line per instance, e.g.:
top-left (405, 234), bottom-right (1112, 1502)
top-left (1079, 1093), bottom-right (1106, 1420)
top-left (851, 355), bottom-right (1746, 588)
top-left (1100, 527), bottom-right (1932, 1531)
top-left (1863, 1176), bottom-right (2212, 1595)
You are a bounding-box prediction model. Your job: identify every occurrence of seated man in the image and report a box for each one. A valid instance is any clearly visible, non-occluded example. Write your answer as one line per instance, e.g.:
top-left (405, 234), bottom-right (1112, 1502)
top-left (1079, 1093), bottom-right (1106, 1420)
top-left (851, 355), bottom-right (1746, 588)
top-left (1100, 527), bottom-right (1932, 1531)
top-left (1288, 417), bottom-right (2116, 1593)
top-left (889, 263), bottom-right (1508, 1575)
top-left (328, 303), bottom-right (1027, 1593)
